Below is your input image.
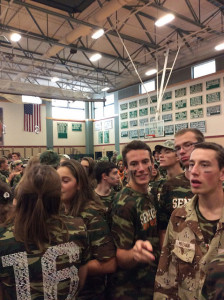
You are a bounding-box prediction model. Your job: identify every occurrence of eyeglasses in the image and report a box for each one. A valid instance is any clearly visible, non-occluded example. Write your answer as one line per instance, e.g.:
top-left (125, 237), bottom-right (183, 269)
top-left (174, 142), bottom-right (198, 153)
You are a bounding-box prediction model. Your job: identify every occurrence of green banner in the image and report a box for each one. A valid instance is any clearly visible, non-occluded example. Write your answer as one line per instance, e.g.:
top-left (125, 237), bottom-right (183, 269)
top-left (139, 108), bottom-right (148, 117)
top-left (120, 112), bottom-right (128, 120)
top-left (190, 96), bottom-right (203, 106)
top-left (175, 111), bottom-right (187, 121)
top-left (175, 123), bottom-right (188, 132)
top-left (121, 131), bottom-right (128, 138)
top-left (138, 129), bottom-right (145, 138)
top-left (120, 103), bottom-right (128, 110)
top-left (162, 113), bottom-right (173, 122)
top-left (190, 83), bottom-right (203, 94)
top-left (175, 99), bottom-right (187, 109)
top-left (130, 120), bottom-right (138, 127)
top-left (129, 100), bottom-right (137, 109)
top-left (206, 78), bottom-right (220, 90)
top-left (190, 108), bottom-right (203, 119)
top-left (104, 130), bottom-right (109, 143)
top-left (129, 110), bottom-right (138, 118)
top-left (129, 130), bottom-right (138, 139)
top-left (72, 123), bottom-right (82, 131)
top-left (57, 122), bottom-right (68, 139)
top-left (139, 98), bottom-right (148, 106)
top-left (163, 91), bottom-right (172, 100)
top-left (164, 125), bottom-right (174, 135)
top-left (98, 131), bottom-right (103, 144)
top-left (190, 121), bottom-right (206, 133)
top-left (175, 87), bottom-right (186, 98)
top-left (207, 105), bottom-right (221, 116)
top-left (206, 92), bottom-right (220, 103)
top-left (162, 102), bottom-right (172, 112)
top-left (121, 121), bottom-right (128, 129)
top-left (150, 95), bottom-right (157, 103)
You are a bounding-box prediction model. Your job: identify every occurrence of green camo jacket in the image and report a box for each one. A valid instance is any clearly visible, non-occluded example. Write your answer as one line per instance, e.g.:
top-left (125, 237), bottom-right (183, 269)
top-left (154, 194), bottom-right (224, 300)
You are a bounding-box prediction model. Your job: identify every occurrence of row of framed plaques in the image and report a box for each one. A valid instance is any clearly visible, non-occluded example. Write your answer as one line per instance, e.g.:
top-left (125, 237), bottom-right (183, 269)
top-left (120, 120), bottom-right (206, 139)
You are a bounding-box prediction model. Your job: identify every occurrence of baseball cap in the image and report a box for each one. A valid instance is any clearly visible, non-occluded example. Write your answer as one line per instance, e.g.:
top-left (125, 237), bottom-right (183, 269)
top-left (155, 140), bottom-right (175, 152)
top-left (39, 150), bottom-right (60, 168)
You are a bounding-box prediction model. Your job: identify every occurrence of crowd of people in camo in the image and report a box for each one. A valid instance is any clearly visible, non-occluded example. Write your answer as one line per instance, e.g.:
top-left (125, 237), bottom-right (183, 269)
top-left (0, 128), bottom-right (223, 300)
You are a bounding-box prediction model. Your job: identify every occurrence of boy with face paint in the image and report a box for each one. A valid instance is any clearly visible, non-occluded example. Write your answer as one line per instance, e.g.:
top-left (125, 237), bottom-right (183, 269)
top-left (94, 161), bottom-right (121, 226)
top-left (108, 140), bottom-right (160, 300)
top-left (154, 142), bottom-right (224, 300)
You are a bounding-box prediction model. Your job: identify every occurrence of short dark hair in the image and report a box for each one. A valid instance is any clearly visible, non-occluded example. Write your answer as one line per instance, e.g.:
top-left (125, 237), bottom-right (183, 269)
top-left (0, 157), bottom-right (7, 168)
top-left (12, 152), bottom-right (21, 158)
top-left (122, 140), bottom-right (152, 168)
top-left (94, 161), bottom-right (117, 184)
top-left (193, 142), bottom-right (224, 169)
top-left (174, 128), bottom-right (205, 143)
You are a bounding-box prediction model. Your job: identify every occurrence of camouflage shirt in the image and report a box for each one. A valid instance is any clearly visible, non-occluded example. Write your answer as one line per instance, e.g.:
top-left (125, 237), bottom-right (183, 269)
top-left (109, 186), bottom-right (160, 300)
top-left (78, 207), bottom-right (116, 300)
top-left (148, 177), bottom-right (167, 204)
top-left (0, 172), bottom-right (8, 184)
top-left (158, 172), bottom-right (193, 230)
top-left (0, 215), bottom-right (89, 300)
top-left (95, 190), bottom-right (116, 229)
top-left (200, 253), bottom-right (224, 300)
top-left (154, 194), bottom-right (224, 300)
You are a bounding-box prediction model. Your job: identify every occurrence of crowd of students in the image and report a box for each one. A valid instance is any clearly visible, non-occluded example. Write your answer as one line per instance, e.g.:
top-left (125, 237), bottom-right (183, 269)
top-left (0, 128), bottom-right (223, 300)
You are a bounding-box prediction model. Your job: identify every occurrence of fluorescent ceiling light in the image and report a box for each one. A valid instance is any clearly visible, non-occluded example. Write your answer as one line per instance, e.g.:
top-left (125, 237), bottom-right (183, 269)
top-left (215, 42), bottom-right (224, 51)
top-left (145, 68), bottom-right (157, 76)
top-left (90, 53), bottom-right (102, 62)
top-left (155, 14), bottom-right (175, 27)
top-left (102, 87), bottom-right (110, 92)
top-left (10, 32), bottom-right (21, 42)
top-left (51, 77), bottom-right (60, 83)
top-left (22, 95), bottom-right (42, 104)
top-left (92, 29), bottom-right (104, 39)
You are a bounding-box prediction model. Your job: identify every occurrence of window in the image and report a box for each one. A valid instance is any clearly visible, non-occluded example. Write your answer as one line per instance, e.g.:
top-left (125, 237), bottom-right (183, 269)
top-left (52, 99), bottom-right (85, 120)
top-left (94, 93), bottom-right (114, 119)
top-left (141, 79), bottom-right (155, 94)
top-left (192, 59), bottom-right (216, 79)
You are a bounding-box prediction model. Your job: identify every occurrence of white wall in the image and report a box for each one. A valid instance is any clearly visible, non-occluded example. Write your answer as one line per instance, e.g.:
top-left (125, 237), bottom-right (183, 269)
top-left (53, 120), bottom-right (85, 146)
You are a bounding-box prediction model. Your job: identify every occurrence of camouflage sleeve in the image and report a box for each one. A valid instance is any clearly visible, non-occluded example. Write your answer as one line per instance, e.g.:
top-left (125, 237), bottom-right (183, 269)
top-left (158, 182), bottom-right (173, 230)
top-left (154, 216), bottom-right (179, 300)
top-left (83, 209), bottom-right (116, 262)
top-left (111, 198), bottom-right (136, 249)
top-left (200, 254), bottom-right (224, 300)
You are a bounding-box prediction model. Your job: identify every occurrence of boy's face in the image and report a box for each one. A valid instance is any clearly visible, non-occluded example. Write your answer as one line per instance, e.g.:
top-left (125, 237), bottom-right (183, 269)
top-left (189, 148), bottom-right (224, 196)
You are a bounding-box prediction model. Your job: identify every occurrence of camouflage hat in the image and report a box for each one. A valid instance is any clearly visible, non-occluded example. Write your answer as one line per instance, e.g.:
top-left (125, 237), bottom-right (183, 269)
top-left (155, 140), bottom-right (175, 152)
top-left (39, 150), bottom-right (60, 168)
top-left (12, 160), bottom-right (23, 167)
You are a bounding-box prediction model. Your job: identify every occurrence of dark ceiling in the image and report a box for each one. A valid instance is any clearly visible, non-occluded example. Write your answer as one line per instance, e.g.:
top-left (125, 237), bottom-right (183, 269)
top-left (0, 0), bottom-right (223, 99)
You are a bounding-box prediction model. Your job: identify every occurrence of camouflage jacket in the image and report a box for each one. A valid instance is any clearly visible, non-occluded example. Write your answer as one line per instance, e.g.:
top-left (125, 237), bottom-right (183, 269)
top-left (158, 172), bottom-right (193, 230)
top-left (154, 194), bottom-right (224, 300)
top-left (78, 207), bottom-right (116, 300)
top-left (109, 186), bottom-right (160, 300)
top-left (0, 172), bottom-right (8, 184)
top-left (0, 215), bottom-right (89, 300)
top-left (200, 253), bottom-right (224, 300)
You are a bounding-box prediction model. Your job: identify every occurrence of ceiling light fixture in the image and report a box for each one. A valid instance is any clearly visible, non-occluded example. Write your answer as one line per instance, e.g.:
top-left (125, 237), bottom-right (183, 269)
top-left (90, 53), bottom-right (102, 62)
top-left (102, 87), bottom-right (110, 92)
top-left (10, 32), bottom-right (21, 42)
top-left (145, 68), bottom-right (157, 76)
top-left (92, 29), bottom-right (105, 39)
top-left (155, 13), bottom-right (175, 27)
top-left (215, 42), bottom-right (224, 51)
top-left (51, 77), bottom-right (60, 83)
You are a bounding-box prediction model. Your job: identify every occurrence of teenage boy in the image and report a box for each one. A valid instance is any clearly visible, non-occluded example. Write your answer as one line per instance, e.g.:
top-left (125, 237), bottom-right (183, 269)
top-left (154, 142), bottom-right (224, 300)
top-left (158, 129), bottom-right (205, 235)
top-left (109, 140), bottom-right (159, 300)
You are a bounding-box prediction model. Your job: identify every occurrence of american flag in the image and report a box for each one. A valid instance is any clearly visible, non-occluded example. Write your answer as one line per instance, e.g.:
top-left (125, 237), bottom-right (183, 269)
top-left (24, 104), bottom-right (41, 132)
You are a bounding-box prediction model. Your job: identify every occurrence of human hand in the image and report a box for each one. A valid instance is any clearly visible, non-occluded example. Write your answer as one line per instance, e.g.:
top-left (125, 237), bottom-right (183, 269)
top-left (133, 240), bottom-right (155, 264)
